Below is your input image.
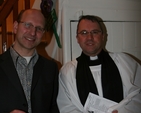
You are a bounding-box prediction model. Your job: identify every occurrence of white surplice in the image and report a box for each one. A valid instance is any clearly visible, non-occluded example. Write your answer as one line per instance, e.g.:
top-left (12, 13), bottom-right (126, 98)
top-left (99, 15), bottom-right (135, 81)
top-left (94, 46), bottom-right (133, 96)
top-left (57, 52), bottom-right (141, 113)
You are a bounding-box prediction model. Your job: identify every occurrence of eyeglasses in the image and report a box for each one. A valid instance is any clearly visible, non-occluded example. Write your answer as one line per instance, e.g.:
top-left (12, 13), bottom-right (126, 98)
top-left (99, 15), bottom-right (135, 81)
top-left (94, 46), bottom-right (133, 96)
top-left (19, 21), bottom-right (45, 34)
top-left (77, 30), bottom-right (102, 37)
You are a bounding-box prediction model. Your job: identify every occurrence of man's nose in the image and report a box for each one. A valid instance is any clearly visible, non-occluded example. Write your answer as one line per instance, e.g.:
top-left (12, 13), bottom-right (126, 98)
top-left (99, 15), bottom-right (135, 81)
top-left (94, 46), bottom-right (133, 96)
top-left (30, 27), bottom-right (36, 36)
top-left (87, 32), bottom-right (94, 39)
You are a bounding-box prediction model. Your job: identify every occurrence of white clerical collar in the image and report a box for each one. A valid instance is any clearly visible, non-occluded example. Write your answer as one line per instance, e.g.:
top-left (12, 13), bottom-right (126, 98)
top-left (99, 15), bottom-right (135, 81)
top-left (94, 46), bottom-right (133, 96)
top-left (90, 56), bottom-right (98, 60)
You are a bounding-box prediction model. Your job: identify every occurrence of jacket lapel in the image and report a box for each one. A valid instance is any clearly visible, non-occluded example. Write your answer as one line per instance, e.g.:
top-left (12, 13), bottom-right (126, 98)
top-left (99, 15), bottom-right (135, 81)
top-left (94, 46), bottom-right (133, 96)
top-left (0, 50), bottom-right (26, 99)
top-left (31, 56), bottom-right (43, 92)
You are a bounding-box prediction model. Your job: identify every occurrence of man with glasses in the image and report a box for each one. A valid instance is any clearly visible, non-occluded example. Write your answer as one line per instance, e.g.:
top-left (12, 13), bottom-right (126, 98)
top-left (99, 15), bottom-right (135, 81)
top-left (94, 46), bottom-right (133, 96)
top-left (57, 15), bottom-right (141, 113)
top-left (0, 9), bottom-right (59, 113)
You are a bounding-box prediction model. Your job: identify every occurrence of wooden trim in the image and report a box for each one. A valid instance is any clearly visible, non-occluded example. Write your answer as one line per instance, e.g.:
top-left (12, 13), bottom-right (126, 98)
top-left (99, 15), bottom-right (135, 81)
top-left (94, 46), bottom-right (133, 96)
top-left (0, 32), bottom-right (13, 35)
top-left (1, 20), bottom-right (6, 53)
top-left (0, 32), bottom-right (2, 54)
top-left (0, 0), bottom-right (19, 25)
top-left (13, 0), bottom-right (18, 22)
top-left (25, 0), bottom-right (30, 9)
top-left (0, 0), bottom-right (6, 10)
top-left (0, 0), bottom-right (31, 54)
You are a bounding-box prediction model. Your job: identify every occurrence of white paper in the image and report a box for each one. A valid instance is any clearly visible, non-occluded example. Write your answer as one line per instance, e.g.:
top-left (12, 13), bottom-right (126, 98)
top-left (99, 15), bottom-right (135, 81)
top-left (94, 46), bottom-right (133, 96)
top-left (84, 93), bottom-right (118, 113)
top-left (107, 88), bottom-right (141, 113)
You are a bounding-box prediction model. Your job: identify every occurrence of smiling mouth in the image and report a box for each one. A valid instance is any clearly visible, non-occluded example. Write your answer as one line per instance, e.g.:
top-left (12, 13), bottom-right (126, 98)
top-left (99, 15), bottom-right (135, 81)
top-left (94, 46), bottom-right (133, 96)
top-left (86, 40), bottom-right (94, 45)
top-left (25, 37), bottom-right (35, 41)
top-left (87, 43), bottom-right (93, 45)
top-left (86, 42), bottom-right (94, 46)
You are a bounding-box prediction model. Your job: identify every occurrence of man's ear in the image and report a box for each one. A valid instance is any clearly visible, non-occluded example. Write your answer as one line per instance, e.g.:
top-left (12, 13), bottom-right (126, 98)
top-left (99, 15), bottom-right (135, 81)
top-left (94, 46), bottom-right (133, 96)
top-left (76, 35), bottom-right (79, 44)
top-left (102, 33), bottom-right (105, 41)
top-left (13, 21), bottom-right (18, 34)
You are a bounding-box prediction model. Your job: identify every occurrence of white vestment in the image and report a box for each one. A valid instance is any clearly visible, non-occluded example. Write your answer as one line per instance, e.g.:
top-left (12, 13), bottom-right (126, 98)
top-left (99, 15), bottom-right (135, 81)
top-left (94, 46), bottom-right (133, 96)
top-left (57, 52), bottom-right (141, 113)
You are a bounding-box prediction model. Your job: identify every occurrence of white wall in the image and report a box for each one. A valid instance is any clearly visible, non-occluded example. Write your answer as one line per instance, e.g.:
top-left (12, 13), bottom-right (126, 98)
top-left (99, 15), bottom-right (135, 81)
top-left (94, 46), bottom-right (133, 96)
top-left (32, 0), bottom-right (141, 65)
top-left (57, 0), bottom-right (141, 64)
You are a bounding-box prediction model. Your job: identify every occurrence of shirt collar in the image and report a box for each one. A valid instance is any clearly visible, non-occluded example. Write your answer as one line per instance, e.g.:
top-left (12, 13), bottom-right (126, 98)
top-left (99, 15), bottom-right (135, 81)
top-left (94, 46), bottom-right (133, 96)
top-left (10, 46), bottom-right (38, 66)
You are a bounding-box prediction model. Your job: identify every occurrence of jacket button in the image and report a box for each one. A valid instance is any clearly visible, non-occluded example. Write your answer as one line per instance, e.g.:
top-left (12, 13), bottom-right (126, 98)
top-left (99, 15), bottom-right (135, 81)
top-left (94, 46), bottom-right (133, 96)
top-left (23, 103), bottom-right (27, 107)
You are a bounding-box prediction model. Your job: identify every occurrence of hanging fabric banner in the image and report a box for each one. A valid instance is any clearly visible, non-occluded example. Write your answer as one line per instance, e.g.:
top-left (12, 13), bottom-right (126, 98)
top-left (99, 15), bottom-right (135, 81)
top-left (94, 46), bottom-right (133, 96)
top-left (40, 0), bottom-right (62, 48)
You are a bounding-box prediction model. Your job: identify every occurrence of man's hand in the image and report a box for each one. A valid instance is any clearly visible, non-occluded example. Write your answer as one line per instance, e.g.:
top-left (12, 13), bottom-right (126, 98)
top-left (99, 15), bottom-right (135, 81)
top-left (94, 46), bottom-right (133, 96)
top-left (10, 110), bottom-right (26, 113)
top-left (112, 110), bottom-right (118, 113)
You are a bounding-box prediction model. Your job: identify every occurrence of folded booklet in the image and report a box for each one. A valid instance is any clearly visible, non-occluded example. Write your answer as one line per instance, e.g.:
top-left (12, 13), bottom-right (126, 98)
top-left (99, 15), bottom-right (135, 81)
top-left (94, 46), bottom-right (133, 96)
top-left (84, 93), bottom-right (118, 113)
top-left (84, 88), bottom-right (141, 113)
